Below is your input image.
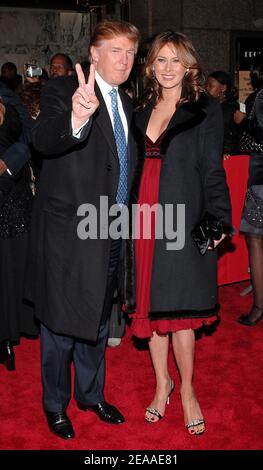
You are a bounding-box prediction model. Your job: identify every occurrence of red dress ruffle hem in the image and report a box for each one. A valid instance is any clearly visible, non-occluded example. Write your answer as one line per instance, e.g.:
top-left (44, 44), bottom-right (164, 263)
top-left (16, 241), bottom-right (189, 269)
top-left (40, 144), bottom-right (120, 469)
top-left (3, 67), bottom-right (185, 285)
top-left (131, 133), bottom-right (217, 339)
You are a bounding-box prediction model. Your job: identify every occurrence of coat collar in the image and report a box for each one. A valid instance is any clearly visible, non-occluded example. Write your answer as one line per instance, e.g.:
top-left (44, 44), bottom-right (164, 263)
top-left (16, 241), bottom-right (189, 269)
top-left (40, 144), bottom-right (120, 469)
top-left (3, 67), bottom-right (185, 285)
top-left (135, 93), bottom-right (207, 155)
top-left (119, 87), bottom-right (133, 129)
top-left (94, 84), bottom-right (132, 160)
top-left (129, 93), bottom-right (208, 207)
top-left (94, 83), bottom-right (117, 159)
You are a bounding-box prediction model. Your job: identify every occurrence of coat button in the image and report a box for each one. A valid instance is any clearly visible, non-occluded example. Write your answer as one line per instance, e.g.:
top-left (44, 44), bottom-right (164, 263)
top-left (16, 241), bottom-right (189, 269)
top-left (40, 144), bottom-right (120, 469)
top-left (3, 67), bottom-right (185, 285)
top-left (107, 164), bottom-right (112, 171)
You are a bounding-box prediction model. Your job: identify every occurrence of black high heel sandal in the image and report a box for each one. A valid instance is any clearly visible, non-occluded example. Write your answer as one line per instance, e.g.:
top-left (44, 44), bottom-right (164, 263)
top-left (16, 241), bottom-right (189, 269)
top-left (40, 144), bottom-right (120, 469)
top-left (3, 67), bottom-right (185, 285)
top-left (238, 305), bottom-right (263, 326)
top-left (186, 418), bottom-right (205, 435)
top-left (0, 340), bottom-right (15, 371)
top-left (145, 379), bottom-right (175, 423)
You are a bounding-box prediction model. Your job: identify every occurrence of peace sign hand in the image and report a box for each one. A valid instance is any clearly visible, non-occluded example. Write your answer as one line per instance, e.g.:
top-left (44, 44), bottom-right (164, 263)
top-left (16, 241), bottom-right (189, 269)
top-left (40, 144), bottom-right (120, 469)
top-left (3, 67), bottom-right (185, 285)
top-left (72, 63), bottom-right (99, 129)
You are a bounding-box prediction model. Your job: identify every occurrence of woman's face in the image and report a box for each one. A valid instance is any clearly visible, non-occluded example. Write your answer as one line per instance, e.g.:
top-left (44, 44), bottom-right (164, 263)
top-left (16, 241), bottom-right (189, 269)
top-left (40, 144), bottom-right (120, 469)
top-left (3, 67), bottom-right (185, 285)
top-left (152, 43), bottom-right (187, 90)
top-left (206, 76), bottom-right (225, 99)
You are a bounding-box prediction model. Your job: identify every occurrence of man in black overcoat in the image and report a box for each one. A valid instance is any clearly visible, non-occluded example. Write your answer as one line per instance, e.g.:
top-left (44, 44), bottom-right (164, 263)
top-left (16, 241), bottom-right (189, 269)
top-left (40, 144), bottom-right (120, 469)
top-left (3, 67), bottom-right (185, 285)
top-left (29, 20), bottom-right (139, 439)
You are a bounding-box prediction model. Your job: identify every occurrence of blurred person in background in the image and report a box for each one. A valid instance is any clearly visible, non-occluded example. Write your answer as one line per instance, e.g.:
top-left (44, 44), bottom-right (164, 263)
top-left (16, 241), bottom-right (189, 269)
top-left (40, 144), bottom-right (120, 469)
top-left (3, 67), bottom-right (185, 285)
top-left (238, 58), bottom-right (263, 326)
top-left (49, 53), bottom-right (73, 78)
top-left (234, 58), bottom-right (263, 135)
top-left (0, 62), bottom-right (22, 91)
top-left (0, 98), bottom-right (38, 371)
top-left (206, 70), bottom-right (239, 156)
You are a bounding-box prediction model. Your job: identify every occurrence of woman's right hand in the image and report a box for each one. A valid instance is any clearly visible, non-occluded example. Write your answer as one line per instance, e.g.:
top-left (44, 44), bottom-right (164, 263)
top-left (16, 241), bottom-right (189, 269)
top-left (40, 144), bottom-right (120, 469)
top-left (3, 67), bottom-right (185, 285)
top-left (233, 110), bottom-right (246, 124)
top-left (72, 63), bottom-right (99, 129)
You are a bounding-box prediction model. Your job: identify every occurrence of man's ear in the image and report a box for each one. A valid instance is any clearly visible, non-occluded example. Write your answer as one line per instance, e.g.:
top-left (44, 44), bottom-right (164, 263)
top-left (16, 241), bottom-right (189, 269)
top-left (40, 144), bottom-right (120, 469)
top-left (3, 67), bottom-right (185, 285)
top-left (90, 46), bottom-right (99, 64)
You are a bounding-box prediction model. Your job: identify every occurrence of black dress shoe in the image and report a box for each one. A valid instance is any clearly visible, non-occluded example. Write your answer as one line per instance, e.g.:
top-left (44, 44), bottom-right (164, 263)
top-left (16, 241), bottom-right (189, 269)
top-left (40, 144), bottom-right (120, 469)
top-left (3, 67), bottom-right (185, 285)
top-left (45, 411), bottom-right (75, 439)
top-left (238, 305), bottom-right (263, 326)
top-left (78, 401), bottom-right (125, 424)
top-left (0, 340), bottom-right (15, 371)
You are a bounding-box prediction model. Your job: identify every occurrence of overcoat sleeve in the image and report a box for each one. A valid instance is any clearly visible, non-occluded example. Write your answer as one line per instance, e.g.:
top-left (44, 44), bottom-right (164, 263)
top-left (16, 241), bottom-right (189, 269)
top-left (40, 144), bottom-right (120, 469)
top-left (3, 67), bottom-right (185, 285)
top-left (31, 76), bottom-right (92, 156)
top-left (199, 97), bottom-right (233, 231)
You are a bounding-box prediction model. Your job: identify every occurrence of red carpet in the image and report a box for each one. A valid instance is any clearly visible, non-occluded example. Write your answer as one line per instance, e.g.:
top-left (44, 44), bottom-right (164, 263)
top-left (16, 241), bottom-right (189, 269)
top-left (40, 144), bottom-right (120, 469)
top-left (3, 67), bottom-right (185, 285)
top-left (0, 281), bottom-right (262, 450)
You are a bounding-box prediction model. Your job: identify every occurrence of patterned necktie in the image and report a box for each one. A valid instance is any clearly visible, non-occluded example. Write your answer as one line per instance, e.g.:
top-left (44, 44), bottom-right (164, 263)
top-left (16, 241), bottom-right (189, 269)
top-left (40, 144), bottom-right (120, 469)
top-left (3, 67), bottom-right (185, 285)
top-left (109, 88), bottom-right (128, 204)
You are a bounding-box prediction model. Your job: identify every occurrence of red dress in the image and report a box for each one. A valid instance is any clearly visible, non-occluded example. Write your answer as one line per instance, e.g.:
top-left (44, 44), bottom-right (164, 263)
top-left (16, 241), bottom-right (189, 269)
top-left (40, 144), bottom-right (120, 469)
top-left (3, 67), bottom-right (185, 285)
top-left (131, 133), bottom-right (217, 339)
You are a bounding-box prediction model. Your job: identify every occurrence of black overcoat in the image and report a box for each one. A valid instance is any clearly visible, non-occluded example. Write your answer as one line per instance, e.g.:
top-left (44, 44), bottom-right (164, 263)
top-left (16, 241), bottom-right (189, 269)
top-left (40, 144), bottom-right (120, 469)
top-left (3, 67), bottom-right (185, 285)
top-left (125, 93), bottom-right (233, 320)
top-left (27, 76), bottom-right (136, 341)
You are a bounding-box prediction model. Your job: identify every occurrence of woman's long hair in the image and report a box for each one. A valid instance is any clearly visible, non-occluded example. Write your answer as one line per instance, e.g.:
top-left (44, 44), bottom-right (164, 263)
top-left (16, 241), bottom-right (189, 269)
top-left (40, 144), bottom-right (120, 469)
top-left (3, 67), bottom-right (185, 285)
top-left (141, 31), bottom-right (205, 107)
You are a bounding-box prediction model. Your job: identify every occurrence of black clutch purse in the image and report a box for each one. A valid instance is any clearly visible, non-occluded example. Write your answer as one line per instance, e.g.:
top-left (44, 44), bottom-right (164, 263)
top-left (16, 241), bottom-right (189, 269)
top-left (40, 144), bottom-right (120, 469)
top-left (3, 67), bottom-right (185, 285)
top-left (191, 212), bottom-right (224, 255)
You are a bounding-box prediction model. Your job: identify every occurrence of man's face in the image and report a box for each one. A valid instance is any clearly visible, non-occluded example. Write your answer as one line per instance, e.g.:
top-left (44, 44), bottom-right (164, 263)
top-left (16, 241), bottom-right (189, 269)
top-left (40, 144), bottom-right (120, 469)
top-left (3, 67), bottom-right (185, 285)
top-left (90, 35), bottom-right (136, 87)
top-left (50, 56), bottom-right (71, 78)
top-left (205, 76), bottom-right (225, 99)
top-left (2, 66), bottom-right (16, 79)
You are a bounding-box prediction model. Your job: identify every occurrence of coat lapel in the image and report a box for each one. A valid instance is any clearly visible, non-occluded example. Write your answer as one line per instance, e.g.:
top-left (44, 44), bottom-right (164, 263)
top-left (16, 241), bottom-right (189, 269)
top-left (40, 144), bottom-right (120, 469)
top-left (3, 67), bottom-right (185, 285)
top-left (160, 98), bottom-right (207, 155)
top-left (119, 88), bottom-right (132, 129)
top-left (94, 84), bottom-right (133, 164)
top-left (132, 94), bottom-right (208, 170)
top-left (118, 88), bottom-right (135, 191)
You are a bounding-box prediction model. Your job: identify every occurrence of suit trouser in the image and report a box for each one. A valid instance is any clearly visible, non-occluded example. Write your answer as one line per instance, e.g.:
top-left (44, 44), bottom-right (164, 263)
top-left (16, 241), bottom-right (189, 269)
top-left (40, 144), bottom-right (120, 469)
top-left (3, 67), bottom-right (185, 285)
top-left (41, 239), bottom-right (121, 412)
top-left (108, 291), bottom-right (126, 339)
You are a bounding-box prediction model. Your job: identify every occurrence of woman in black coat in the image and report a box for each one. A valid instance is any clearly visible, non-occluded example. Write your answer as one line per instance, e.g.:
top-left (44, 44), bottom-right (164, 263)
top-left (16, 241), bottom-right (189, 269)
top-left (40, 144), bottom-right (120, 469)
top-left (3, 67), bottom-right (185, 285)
top-left (238, 60), bottom-right (263, 326)
top-left (125, 31), bottom-right (233, 434)
top-left (0, 99), bottom-right (37, 371)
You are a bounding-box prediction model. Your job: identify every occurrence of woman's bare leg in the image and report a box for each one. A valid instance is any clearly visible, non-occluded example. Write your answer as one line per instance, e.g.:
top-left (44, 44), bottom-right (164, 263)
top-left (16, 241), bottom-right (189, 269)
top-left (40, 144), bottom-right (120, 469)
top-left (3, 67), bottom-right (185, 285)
top-left (172, 329), bottom-right (205, 434)
top-left (145, 331), bottom-right (173, 422)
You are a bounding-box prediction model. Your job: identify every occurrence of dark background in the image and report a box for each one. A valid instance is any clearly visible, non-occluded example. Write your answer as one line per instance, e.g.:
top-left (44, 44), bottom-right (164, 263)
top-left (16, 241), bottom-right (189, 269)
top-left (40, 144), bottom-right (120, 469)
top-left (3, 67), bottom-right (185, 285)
top-left (0, 1), bottom-right (112, 10)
